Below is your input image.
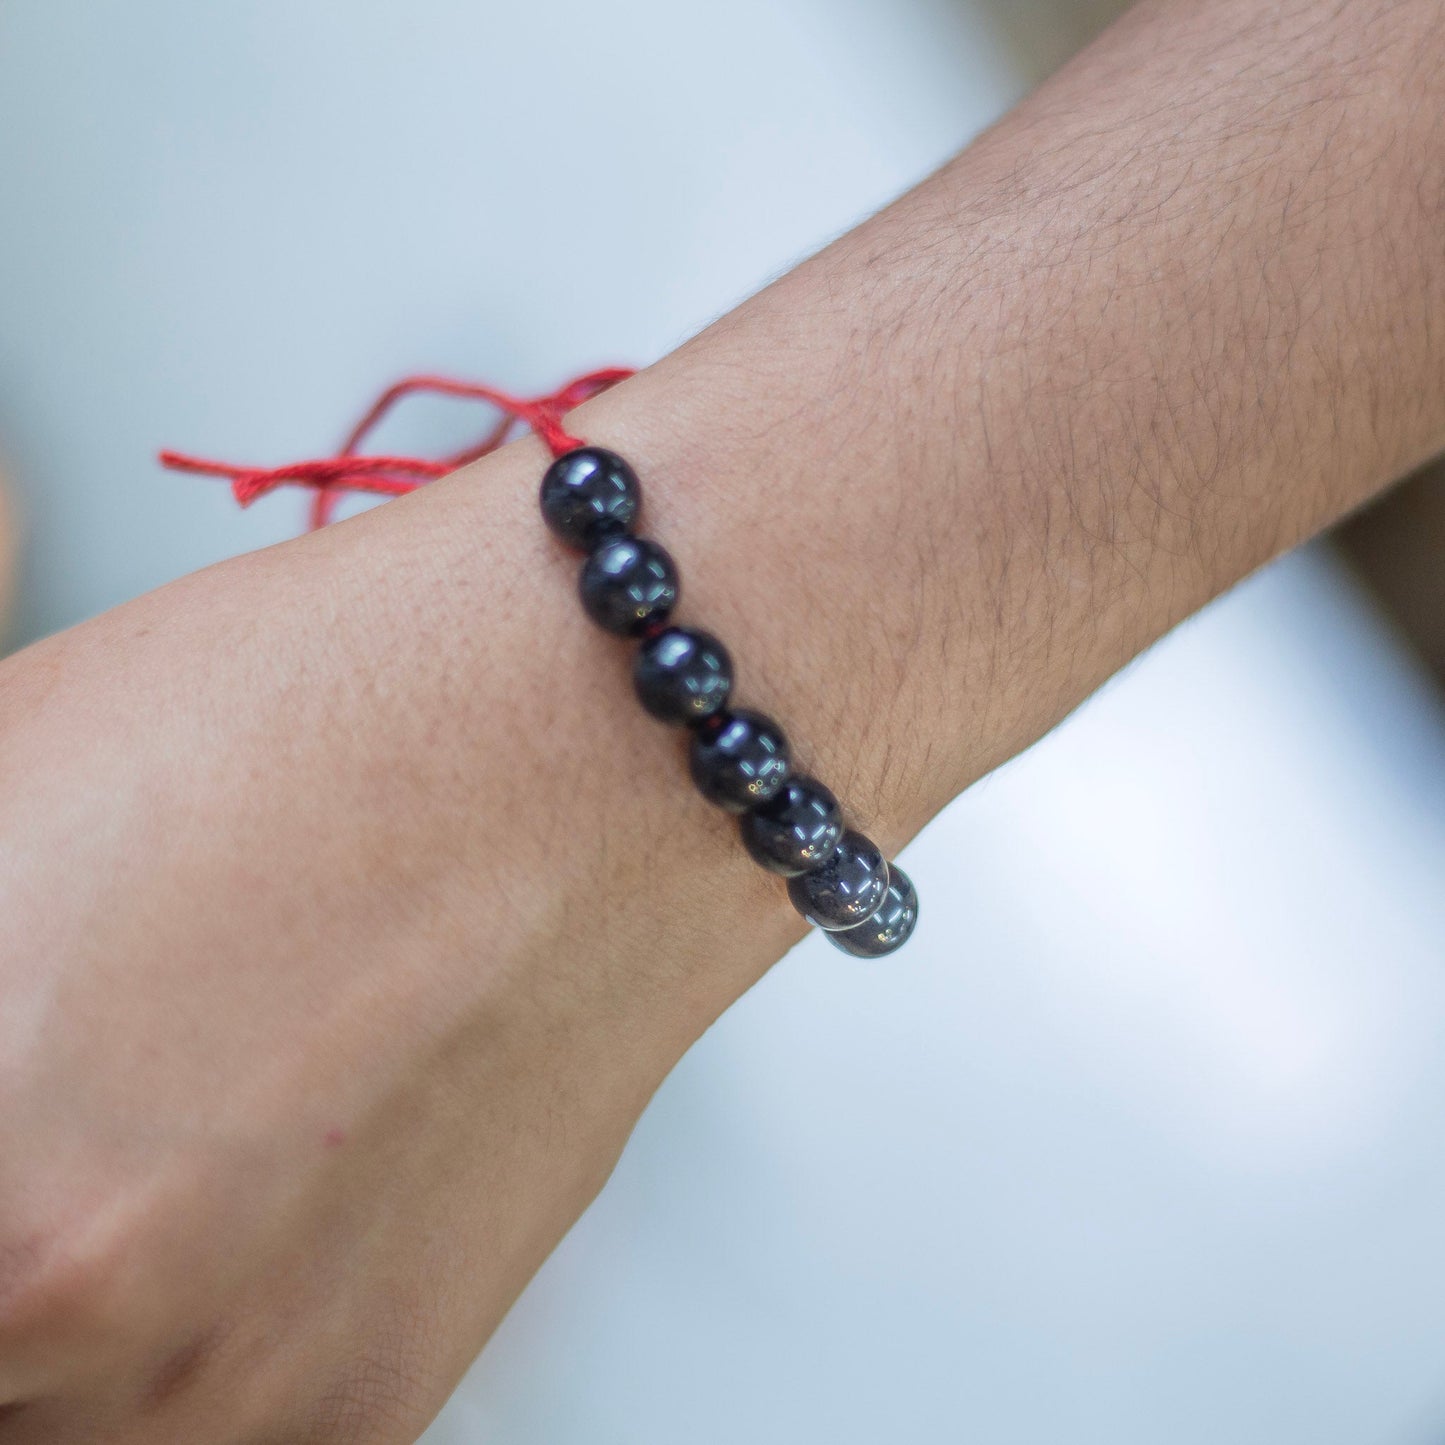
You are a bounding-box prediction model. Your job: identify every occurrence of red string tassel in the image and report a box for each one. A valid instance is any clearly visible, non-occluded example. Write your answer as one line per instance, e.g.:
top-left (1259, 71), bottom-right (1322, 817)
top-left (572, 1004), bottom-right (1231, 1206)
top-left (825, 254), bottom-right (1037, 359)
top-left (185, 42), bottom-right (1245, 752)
top-left (160, 366), bottom-right (635, 528)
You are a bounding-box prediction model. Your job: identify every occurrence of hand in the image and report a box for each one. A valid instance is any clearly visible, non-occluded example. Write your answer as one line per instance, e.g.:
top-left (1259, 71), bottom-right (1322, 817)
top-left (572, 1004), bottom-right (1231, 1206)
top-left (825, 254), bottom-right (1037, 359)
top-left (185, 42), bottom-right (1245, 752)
top-left (0, 447), bottom-right (802, 1441)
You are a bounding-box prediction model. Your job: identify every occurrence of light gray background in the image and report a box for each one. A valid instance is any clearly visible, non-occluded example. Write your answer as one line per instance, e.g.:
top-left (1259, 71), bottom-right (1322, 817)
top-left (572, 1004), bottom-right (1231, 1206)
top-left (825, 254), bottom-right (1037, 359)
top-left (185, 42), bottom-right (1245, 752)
top-left (2, 4), bottom-right (1444, 1442)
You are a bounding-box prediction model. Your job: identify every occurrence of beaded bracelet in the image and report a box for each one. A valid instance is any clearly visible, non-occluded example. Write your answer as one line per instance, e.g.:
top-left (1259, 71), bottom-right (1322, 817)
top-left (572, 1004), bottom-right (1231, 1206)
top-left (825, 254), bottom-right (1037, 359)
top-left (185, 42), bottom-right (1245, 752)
top-left (161, 368), bottom-right (916, 954)
top-left (538, 446), bottom-right (919, 957)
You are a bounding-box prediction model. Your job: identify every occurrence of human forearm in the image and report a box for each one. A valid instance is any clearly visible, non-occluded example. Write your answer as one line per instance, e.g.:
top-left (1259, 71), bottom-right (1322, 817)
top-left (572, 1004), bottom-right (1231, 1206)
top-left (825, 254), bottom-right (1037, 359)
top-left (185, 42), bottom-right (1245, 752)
top-left (568, 0), bottom-right (1445, 841)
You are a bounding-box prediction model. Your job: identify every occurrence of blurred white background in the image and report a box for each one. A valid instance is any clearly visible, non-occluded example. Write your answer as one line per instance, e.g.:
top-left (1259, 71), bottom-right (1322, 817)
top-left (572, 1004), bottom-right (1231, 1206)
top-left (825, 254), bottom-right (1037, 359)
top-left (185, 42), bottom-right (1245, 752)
top-left (2, 3), bottom-right (1444, 1441)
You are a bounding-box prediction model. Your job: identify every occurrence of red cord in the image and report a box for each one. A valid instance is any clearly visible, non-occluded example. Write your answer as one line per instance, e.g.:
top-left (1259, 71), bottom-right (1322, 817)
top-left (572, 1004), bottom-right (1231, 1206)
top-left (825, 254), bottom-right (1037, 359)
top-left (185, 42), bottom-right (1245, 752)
top-left (160, 366), bottom-right (635, 528)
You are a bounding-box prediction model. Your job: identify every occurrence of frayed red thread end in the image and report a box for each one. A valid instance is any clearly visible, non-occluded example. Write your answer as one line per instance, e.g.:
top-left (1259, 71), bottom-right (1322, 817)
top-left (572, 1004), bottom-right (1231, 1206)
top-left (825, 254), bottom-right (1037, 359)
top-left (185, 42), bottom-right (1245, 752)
top-left (160, 366), bottom-right (634, 528)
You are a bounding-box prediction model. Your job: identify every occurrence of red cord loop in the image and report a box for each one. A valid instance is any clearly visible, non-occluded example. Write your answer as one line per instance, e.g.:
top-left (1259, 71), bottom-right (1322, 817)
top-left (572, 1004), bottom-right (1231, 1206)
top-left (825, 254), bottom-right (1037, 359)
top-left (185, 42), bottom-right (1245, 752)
top-left (160, 366), bottom-right (634, 528)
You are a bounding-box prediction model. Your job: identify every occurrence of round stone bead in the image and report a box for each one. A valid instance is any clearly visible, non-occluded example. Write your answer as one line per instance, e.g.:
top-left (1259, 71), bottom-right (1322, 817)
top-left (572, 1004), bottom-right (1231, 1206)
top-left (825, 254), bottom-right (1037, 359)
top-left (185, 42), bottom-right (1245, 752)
top-left (827, 866), bottom-right (918, 957)
top-left (579, 535), bottom-right (679, 636)
top-left (539, 447), bottom-right (640, 550)
top-left (738, 775), bottom-right (843, 876)
top-left (787, 830), bottom-right (889, 930)
top-left (688, 709), bottom-right (791, 812)
top-left (633, 627), bottom-right (732, 725)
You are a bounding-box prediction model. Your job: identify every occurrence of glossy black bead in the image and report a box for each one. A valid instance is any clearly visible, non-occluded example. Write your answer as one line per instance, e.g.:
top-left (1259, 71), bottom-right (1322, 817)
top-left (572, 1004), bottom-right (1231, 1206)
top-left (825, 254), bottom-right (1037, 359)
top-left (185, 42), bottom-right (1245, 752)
top-left (539, 447), bottom-right (640, 550)
top-left (688, 709), bottom-right (791, 812)
top-left (633, 627), bottom-right (733, 725)
top-left (579, 535), bottom-right (679, 636)
top-left (827, 866), bottom-right (918, 957)
top-left (787, 829), bottom-right (889, 931)
top-left (739, 775), bottom-right (844, 876)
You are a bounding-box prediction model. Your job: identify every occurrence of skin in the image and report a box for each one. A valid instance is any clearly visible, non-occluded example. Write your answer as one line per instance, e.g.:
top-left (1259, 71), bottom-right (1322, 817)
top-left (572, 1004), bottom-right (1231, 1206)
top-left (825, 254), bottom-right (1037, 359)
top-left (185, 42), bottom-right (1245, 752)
top-left (2, 0), bottom-right (1443, 1438)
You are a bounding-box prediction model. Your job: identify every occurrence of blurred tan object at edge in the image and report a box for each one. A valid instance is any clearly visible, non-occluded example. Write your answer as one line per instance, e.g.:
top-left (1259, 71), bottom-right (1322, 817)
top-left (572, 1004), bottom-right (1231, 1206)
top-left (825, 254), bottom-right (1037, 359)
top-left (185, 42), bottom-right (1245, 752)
top-left (987, 0), bottom-right (1133, 79)
top-left (1339, 464), bottom-right (1445, 684)
top-left (0, 472), bottom-right (15, 647)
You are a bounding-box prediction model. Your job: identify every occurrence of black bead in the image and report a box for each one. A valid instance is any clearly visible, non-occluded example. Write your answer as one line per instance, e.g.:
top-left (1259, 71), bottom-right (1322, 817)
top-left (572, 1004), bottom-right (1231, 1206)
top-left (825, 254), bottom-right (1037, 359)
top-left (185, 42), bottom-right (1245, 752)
top-left (787, 830), bottom-right (888, 930)
top-left (633, 627), bottom-right (732, 725)
top-left (739, 776), bottom-right (844, 876)
top-left (539, 447), bottom-right (640, 550)
top-left (688, 709), bottom-right (791, 812)
top-left (579, 535), bottom-right (679, 636)
top-left (827, 866), bottom-right (918, 957)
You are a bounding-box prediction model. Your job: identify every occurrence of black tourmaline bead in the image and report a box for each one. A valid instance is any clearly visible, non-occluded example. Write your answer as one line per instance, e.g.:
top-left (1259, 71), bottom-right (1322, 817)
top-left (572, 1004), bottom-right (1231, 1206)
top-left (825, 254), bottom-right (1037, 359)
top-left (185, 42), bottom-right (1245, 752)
top-left (827, 866), bottom-right (918, 957)
top-left (739, 776), bottom-right (844, 876)
top-left (688, 709), bottom-right (791, 812)
top-left (579, 535), bottom-right (679, 636)
top-left (633, 627), bottom-right (732, 725)
top-left (787, 829), bottom-right (889, 931)
top-left (539, 447), bottom-right (640, 550)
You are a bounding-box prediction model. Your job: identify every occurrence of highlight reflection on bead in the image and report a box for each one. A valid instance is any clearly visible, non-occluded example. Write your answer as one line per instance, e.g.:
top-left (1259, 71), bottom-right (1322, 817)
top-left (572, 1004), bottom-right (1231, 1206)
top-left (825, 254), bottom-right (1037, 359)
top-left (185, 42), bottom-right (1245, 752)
top-left (634, 627), bottom-right (732, 725)
top-left (787, 830), bottom-right (888, 930)
top-left (739, 776), bottom-right (843, 876)
top-left (689, 709), bottom-right (791, 812)
top-left (579, 535), bottom-right (679, 635)
top-left (827, 866), bottom-right (919, 956)
top-left (539, 447), bottom-right (640, 550)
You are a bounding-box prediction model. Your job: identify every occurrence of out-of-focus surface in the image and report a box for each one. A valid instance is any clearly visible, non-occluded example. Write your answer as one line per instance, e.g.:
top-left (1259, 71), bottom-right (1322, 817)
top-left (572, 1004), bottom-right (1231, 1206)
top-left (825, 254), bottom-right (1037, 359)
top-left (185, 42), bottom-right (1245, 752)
top-left (0, 0), bottom-right (1014, 642)
top-left (446, 553), bottom-right (1445, 1445)
top-left (1, 4), bottom-right (1443, 1443)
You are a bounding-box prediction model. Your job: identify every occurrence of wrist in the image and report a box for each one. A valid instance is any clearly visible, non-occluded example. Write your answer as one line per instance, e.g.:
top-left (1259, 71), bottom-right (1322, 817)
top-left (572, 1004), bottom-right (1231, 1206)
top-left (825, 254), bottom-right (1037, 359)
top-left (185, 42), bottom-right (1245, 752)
top-left (293, 436), bottom-right (808, 1053)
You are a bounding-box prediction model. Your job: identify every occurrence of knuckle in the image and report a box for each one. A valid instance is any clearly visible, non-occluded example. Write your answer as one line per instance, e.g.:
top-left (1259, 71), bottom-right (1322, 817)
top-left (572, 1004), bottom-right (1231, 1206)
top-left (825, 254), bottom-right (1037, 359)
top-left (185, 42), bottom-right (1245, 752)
top-left (0, 1228), bottom-right (86, 1342)
top-left (140, 1322), bottom-right (230, 1413)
